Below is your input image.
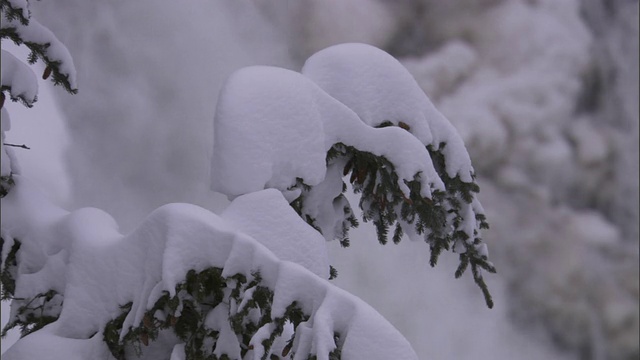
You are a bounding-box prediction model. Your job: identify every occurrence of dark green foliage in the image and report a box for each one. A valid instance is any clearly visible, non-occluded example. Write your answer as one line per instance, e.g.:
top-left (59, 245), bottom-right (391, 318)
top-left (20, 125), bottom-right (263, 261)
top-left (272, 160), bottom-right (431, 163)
top-left (1, 237), bottom-right (60, 338)
top-left (1, 288), bottom-right (62, 338)
top-left (0, 236), bottom-right (20, 300)
top-left (0, 0), bottom-right (29, 26)
top-left (0, 174), bottom-right (15, 198)
top-left (328, 333), bottom-right (342, 360)
top-left (1, 3), bottom-right (78, 100)
top-left (103, 303), bottom-right (133, 359)
top-left (294, 139), bottom-right (496, 308)
top-left (103, 268), bottom-right (341, 360)
top-left (328, 265), bottom-right (338, 280)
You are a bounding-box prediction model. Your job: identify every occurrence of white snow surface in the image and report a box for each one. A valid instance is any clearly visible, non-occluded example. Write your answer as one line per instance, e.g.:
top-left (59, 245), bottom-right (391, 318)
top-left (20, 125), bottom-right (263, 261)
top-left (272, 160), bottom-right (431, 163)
top-left (221, 188), bottom-right (330, 279)
top-left (211, 44), bottom-right (480, 204)
top-left (302, 43), bottom-right (474, 182)
top-left (1, 50), bottom-right (38, 105)
top-left (211, 62), bottom-right (444, 199)
top-left (1, 176), bottom-right (418, 360)
top-left (1, 108), bottom-right (13, 177)
top-left (1, 16), bottom-right (77, 90)
top-left (5, 0), bottom-right (29, 19)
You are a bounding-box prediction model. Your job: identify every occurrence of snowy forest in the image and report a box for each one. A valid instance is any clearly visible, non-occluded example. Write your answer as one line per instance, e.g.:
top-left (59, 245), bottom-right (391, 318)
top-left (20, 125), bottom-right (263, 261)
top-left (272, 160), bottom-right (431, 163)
top-left (1, 0), bottom-right (638, 359)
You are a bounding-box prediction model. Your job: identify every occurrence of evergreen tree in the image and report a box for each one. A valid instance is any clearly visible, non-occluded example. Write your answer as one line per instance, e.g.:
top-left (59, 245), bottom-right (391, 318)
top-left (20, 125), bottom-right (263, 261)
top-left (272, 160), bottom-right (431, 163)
top-left (1, 2), bottom-right (494, 359)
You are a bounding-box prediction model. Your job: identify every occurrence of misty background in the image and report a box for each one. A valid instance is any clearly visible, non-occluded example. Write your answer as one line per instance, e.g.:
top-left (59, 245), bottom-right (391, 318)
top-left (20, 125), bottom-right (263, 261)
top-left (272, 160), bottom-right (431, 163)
top-left (2, 0), bottom-right (638, 359)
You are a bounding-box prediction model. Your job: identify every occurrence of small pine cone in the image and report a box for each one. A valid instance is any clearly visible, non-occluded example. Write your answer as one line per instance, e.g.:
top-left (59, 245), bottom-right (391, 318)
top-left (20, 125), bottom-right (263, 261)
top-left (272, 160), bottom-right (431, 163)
top-left (140, 332), bottom-right (149, 346)
top-left (42, 66), bottom-right (52, 80)
top-left (281, 342), bottom-right (292, 357)
top-left (398, 121), bottom-right (411, 131)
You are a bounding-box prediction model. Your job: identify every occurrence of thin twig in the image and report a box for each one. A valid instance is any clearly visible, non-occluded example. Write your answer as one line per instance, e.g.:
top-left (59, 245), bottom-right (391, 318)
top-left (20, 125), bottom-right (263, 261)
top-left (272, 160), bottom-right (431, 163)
top-left (4, 143), bottom-right (30, 149)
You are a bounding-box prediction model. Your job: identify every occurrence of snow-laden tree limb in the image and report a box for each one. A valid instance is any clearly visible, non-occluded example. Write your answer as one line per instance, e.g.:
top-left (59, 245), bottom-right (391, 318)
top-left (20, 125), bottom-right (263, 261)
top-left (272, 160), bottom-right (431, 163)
top-left (1, 7), bottom-right (77, 94)
top-left (211, 44), bottom-right (495, 307)
top-left (1, 177), bottom-right (418, 360)
top-left (1, 50), bottom-right (38, 107)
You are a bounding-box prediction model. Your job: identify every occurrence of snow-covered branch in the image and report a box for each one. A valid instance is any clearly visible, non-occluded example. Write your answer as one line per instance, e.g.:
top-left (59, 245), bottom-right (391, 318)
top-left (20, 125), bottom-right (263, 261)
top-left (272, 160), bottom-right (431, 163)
top-left (211, 44), bottom-right (495, 307)
top-left (1, 50), bottom-right (38, 107)
top-left (1, 178), bottom-right (418, 360)
top-left (1, 7), bottom-right (77, 94)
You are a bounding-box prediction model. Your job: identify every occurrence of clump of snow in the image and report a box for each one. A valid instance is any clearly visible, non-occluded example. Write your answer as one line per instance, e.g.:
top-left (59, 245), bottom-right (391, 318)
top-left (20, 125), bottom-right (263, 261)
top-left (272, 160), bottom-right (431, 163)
top-left (211, 61), bottom-right (444, 199)
top-left (1, 16), bottom-right (77, 90)
top-left (221, 188), bottom-right (330, 279)
top-left (1, 176), bottom-right (419, 359)
top-left (302, 43), bottom-right (474, 182)
top-left (6, 0), bottom-right (29, 18)
top-left (211, 66), bottom-right (328, 196)
top-left (1, 50), bottom-right (38, 106)
top-left (212, 43), bottom-right (484, 205)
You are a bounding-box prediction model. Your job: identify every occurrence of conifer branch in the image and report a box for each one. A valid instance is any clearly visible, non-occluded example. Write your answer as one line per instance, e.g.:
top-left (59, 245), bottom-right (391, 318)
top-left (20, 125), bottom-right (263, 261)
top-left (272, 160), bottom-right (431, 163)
top-left (4, 143), bottom-right (30, 149)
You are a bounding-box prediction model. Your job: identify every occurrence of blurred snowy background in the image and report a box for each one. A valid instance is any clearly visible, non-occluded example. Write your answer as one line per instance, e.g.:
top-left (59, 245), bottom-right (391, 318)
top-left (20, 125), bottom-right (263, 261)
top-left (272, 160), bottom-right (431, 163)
top-left (2, 0), bottom-right (638, 359)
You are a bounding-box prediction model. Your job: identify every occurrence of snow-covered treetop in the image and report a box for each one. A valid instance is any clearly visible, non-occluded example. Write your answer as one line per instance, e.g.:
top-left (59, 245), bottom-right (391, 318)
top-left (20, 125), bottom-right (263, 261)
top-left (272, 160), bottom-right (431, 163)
top-left (212, 43), bottom-right (495, 307)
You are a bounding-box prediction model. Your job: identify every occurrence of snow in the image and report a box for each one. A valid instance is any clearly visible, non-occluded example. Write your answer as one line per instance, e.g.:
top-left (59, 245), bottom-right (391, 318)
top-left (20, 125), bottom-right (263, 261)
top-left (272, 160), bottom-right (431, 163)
top-left (1, 16), bottom-right (77, 90)
top-left (302, 43), bottom-right (474, 182)
top-left (401, 41), bottom-right (478, 101)
top-left (169, 343), bottom-right (185, 360)
top-left (1, 176), bottom-right (418, 359)
top-left (5, 0), bottom-right (29, 20)
top-left (1, 108), bottom-right (14, 177)
top-left (205, 304), bottom-right (242, 359)
top-left (282, 0), bottom-right (398, 61)
top-left (5, 1), bottom-right (637, 359)
top-left (1, 50), bottom-right (38, 106)
top-left (211, 62), bottom-right (445, 200)
top-left (567, 119), bottom-right (610, 166)
top-left (221, 189), bottom-right (330, 279)
top-left (210, 43), bottom-right (486, 201)
top-left (211, 66), bottom-right (328, 196)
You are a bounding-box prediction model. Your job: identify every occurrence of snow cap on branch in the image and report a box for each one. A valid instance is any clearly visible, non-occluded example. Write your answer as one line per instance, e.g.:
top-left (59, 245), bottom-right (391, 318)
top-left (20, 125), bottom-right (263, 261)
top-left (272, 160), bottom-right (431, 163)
top-left (210, 46), bottom-right (454, 199)
top-left (302, 43), bottom-right (474, 182)
top-left (1, 50), bottom-right (38, 106)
